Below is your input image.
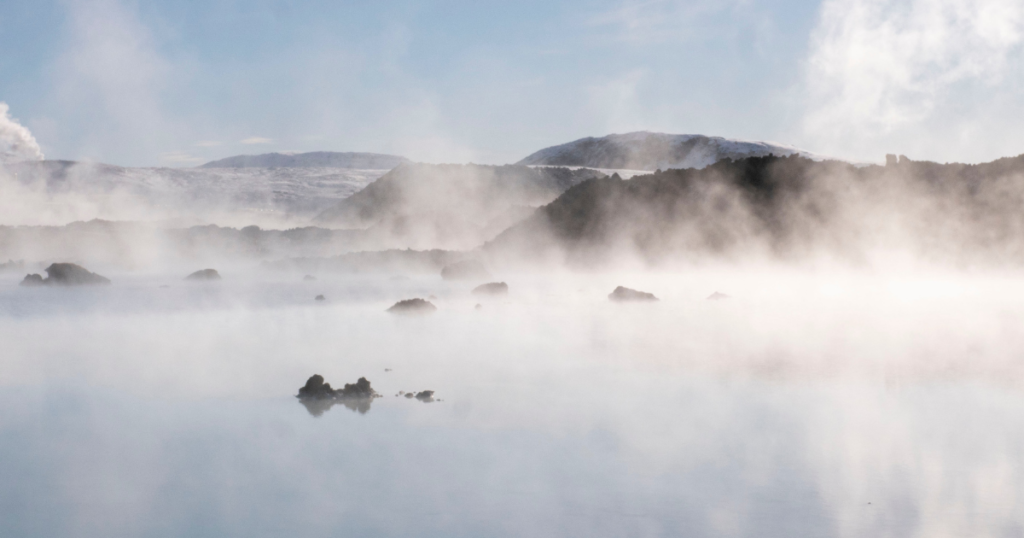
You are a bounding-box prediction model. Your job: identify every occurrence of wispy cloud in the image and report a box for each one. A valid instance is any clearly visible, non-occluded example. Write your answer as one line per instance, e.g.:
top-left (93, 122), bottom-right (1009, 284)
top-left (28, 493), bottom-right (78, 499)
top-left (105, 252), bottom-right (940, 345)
top-left (240, 137), bottom-right (273, 145)
top-left (158, 151), bottom-right (205, 165)
top-left (587, 0), bottom-right (750, 42)
top-left (194, 140), bottom-right (222, 148)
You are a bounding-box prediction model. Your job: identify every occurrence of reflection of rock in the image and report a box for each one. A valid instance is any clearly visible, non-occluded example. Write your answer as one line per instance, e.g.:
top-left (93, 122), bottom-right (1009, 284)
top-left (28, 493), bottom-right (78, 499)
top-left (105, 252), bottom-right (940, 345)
top-left (296, 374), bottom-right (380, 416)
top-left (303, 274), bottom-right (317, 281)
top-left (185, 268), bottom-right (221, 281)
top-left (707, 292), bottom-right (731, 300)
top-left (21, 263), bottom-right (111, 286)
top-left (387, 298), bottom-right (437, 314)
top-left (472, 282), bottom-right (508, 295)
top-left (441, 260), bottom-right (490, 281)
top-left (608, 286), bottom-right (657, 302)
top-left (315, 295), bottom-right (326, 301)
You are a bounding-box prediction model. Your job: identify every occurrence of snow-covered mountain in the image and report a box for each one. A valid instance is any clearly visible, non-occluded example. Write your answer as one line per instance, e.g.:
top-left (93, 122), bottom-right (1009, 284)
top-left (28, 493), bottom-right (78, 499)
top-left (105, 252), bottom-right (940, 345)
top-left (1, 160), bottom-right (393, 228)
top-left (200, 151), bottom-right (409, 169)
top-left (517, 132), bottom-right (829, 171)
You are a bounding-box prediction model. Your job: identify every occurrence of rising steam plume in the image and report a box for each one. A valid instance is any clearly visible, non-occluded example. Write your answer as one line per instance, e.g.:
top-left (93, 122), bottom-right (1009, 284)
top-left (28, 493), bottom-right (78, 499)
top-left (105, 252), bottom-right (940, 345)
top-left (0, 102), bottom-right (43, 164)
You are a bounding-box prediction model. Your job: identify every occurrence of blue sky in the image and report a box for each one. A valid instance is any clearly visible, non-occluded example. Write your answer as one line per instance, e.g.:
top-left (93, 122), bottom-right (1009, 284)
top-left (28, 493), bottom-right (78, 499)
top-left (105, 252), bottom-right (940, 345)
top-left (1, 0), bottom-right (1022, 167)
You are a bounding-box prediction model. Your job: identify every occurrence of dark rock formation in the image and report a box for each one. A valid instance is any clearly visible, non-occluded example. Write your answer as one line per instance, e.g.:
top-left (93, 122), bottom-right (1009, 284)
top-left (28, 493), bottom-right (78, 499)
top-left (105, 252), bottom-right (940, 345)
top-left (387, 298), bottom-right (437, 314)
top-left (608, 286), bottom-right (658, 302)
top-left (20, 274), bottom-right (44, 286)
top-left (471, 282), bottom-right (508, 295)
top-left (296, 374), bottom-right (380, 416)
top-left (315, 295), bottom-right (326, 301)
top-left (399, 390), bottom-right (436, 402)
top-left (441, 260), bottom-right (490, 281)
top-left (707, 292), bottom-right (731, 300)
top-left (185, 268), bottom-right (221, 281)
top-left (21, 263), bottom-right (111, 286)
top-left (303, 274), bottom-right (317, 281)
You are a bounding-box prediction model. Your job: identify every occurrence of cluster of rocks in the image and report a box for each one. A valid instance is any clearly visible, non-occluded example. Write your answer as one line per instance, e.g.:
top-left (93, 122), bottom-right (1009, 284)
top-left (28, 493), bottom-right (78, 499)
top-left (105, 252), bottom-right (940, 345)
top-left (21, 263), bottom-right (111, 286)
top-left (296, 374), bottom-right (381, 416)
top-left (396, 390), bottom-right (436, 402)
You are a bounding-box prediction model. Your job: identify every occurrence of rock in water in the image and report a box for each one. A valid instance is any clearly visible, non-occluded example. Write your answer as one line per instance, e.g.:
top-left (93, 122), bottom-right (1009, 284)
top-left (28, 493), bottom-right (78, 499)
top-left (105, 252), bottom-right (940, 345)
top-left (387, 298), bottom-right (437, 314)
top-left (21, 263), bottom-right (111, 286)
top-left (471, 282), bottom-right (508, 295)
top-left (315, 295), bottom-right (326, 301)
top-left (608, 286), bottom-right (658, 302)
top-left (303, 275), bottom-right (317, 281)
top-left (707, 292), bottom-right (731, 300)
top-left (296, 374), bottom-right (380, 416)
top-left (441, 260), bottom-right (491, 281)
top-left (414, 390), bottom-right (435, 402)
top-left (185, 269), bottom-right (221, 281)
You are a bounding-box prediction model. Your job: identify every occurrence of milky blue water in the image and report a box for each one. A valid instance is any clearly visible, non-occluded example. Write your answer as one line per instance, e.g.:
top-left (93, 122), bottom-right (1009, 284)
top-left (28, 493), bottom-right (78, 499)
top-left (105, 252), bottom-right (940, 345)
top-left (1, 271), bottom-right (1022, 537)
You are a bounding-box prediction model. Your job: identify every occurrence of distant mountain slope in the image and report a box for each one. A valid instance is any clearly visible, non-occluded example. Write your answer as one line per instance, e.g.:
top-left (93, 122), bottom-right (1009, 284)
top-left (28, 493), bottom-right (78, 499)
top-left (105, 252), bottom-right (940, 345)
top-left (486, 154), bottom-right (1024, 267)
top-left (2, 160), bottom-right (388, 228)
top-left (313, 163), bottom-right (605, 250)
top-left (517, 131), bottom-right (827, 171)
top-left (200, 151), bottom-right (409, 169)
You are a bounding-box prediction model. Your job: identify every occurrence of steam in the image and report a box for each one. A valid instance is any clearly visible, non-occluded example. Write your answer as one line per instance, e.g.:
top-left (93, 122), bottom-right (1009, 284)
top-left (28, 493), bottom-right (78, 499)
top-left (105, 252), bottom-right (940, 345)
top-left (804, 0), bottom-right (1024, 159)
top-left (0, 102), bottom-right (44, 163)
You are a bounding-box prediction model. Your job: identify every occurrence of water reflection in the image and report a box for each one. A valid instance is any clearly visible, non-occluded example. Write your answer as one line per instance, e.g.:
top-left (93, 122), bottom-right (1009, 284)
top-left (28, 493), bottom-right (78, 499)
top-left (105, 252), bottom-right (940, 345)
top-left (299, 395), bottom-right (374, 416)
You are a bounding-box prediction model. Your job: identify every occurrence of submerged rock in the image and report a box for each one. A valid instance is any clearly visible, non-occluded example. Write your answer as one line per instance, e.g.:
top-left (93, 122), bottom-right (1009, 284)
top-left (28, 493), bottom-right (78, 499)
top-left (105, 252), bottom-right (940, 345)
top-left (707, 292), bottom-right (731, 300)
top-left (608, 286), bottom-right (658, 302)
top-left (315, 294), bottom-right (326, 301)
top-left (471, 282), bottom-right (508, 295)
top-left (387, 298), bottom-right (437, 314)
top-left (296, 374), bottom-right (380, 416)
top-left (185, 268), bottom-right (221, 281)
top-left (21, 263), bottom-right (111, 286)
top-left (441, 260), bottom-right (491, 281)
top-left (303, 274), bottom-right (317, 281)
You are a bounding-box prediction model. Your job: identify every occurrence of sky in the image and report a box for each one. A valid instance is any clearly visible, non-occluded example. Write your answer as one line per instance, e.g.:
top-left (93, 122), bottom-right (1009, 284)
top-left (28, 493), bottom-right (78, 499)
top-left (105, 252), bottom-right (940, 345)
top-left (0, 0), bottom-right (1022, 167)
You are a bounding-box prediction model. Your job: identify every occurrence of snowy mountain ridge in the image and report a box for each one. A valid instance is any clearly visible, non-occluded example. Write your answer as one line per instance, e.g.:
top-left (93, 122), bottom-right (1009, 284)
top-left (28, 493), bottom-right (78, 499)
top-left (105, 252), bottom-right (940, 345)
top-left (199, 151), bottom-right (409, 169)
top-left (518, 131), bottom-right (831, 171)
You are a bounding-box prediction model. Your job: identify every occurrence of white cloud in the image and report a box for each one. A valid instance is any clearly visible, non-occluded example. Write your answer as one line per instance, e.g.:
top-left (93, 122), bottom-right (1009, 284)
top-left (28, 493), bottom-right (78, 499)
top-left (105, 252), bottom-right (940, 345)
top-left (0, 102), bottom-right (44, 163)
top-left (803, 0), bottom-right (1024, 160)
top-left (240, 137), bottom-right (273, 145)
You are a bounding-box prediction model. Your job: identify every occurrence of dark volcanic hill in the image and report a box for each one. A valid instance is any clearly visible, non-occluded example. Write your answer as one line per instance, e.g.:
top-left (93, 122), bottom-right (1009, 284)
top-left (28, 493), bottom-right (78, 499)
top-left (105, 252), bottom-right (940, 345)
top-left (517, 131), bottom-right (824, 171)
top-left (200, 151), bottom-right (409, 169)
top-left (486, 154), bottom-right (1024, 267)
top-left (312, 163), bottom-right (605, 250)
